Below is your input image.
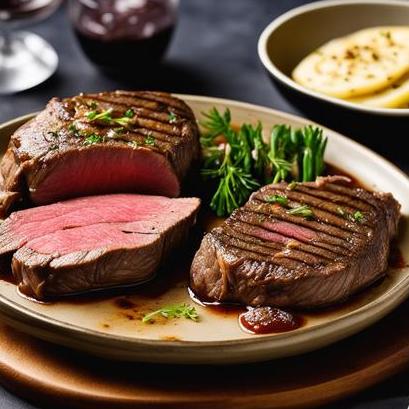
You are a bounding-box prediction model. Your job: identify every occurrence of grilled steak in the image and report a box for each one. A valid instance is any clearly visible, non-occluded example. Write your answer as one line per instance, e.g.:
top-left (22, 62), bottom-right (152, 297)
top-left (0, 194), bottom-right (200, 299)
top-left (0, 91), bottom-right (200, 217)
top-left (190, 176), bottom-right (401, 308)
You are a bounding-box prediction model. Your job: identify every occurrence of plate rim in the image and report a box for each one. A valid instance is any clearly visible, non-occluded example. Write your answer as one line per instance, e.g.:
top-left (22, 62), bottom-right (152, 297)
top-left (0, 94), bottom-right (409, 357)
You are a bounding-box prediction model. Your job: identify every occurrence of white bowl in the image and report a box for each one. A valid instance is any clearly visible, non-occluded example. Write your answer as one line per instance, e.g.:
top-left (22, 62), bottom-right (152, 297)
top-left (258, 0), bottom-right (409, 117)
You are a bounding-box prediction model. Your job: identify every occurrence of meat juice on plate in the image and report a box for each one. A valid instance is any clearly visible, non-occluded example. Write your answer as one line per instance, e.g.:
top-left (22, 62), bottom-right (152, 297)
top-left (188, 287), bottom-right (304, 335)
top-left (69, 0), bottom-right (177, 70)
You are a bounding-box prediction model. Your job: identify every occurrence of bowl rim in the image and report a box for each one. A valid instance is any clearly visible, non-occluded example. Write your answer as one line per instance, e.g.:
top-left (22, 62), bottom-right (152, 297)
top-left (257, 0), bottom-right (409, 117)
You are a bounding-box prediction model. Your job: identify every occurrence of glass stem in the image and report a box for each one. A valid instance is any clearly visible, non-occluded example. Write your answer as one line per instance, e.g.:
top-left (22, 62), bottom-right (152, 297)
top-left (0, 29), bottom-right (12, 55)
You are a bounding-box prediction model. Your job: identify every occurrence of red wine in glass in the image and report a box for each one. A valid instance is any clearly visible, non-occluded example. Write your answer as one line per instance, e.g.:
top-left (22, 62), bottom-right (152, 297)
top-left (69, 0), bottom-right (178, 72)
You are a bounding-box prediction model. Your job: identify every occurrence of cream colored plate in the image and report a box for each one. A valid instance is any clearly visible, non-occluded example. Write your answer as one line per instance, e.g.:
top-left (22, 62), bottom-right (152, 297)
top-left (0, 95), bottom-right (408, 364)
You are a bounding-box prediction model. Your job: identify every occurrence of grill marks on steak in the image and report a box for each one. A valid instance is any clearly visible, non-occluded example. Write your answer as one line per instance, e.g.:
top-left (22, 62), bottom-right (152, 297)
top-left (0, 194), bottom-right (200, 299)
top-left (0, 91), bottom-right (200, 216)
top-left (190, 178), bottom-right (401, 308)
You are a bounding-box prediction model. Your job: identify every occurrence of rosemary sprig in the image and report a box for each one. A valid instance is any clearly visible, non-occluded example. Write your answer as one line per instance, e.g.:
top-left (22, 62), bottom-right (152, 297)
top-left (268, 125), bottom-right (294, 183)
top-left (299, 126), bottom-right (328, 182)
top-left (200, 107), bottom-right (232, 145)
top-left (287, 204), bottom-right (314, 219)
top-left (202, 147), bottom-right (259, 216)
top-left (200, 108), bottom-right (328, 217)
top-left (142, 303), bottom-right (199, 323)
top-left (86, 108), bottom-right (133, 127)
top-left (265, 194), bottom-right (288, 206)
top-left (337, 207), bottom-right (364, 223)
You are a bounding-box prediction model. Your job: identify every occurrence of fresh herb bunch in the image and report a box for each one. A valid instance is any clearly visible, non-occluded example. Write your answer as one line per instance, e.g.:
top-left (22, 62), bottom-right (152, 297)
top-left (200, 109), bottom-right (260, 216)
top-left (200, 108), bottom-right (328, 216)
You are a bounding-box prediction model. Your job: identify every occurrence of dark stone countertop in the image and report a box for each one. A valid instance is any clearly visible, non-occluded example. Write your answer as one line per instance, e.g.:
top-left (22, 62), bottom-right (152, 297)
top-left (0, 1), bottom-right (408, 408)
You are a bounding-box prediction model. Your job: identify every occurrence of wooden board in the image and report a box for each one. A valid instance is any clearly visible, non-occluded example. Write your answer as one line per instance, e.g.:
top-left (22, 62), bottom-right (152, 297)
top-left (0, 300), bottom-right (409, 409)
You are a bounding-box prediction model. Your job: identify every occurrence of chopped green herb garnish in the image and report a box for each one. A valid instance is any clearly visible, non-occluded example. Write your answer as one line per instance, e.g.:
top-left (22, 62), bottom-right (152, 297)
top-left (337, 207), bottom-right (346, 217)
top-left (68, 123), bottom-right (82, 138)
top-left (168, 111), bottom-right (177, 123)
top-left (83, 134), bottom-right (103, 145)
top-left (287, 181), bottom-right (298, 190)
top-left (265, 194), bottom-right (288, 206)
top-left (142, 303), bottom-right (199, 323)
top-left (144, 135), bottom-right (155, 146)
top-left (124, 108), bottom-right (135, 118)
top-left (86, 110), bottom-right (100, 121)
top-left (128, 140), bottom-right (138, 149)
top-left (86, 108), bottom-right (132, 127)
top-left (352, 210), bottom-right (364, 223)
top-left (86, 101), bottom-right (98, 109)
top-left (337, 207), bottom-right (364, 223)
top-left (112, 116), bottom-right (131, 127)
top-left (287, 205), bottom-right (314, 219)
top-left (68, 124), bottom-right (77, 133)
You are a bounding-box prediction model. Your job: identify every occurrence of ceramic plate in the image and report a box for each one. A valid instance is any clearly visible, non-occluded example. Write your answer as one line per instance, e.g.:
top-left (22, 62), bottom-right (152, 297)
top-left (0, 95), bottom-right (408, 364)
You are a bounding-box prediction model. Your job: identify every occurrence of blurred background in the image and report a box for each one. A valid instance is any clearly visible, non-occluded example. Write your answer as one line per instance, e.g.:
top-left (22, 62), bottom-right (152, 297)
top-left (0, 0), bottom-right (306, 120)
top-left (1, 0), bottom-right (407, 171)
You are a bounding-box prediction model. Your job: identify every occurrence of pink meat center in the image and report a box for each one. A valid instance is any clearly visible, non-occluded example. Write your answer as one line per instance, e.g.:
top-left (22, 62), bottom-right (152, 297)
top-left (30, 147), bottom-right (180, 205)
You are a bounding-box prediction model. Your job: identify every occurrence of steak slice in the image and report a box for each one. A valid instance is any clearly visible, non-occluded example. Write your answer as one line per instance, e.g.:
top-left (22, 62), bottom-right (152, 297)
top-left (0, 91), bottom-right (200, 217)
top-left (190, 177), bottom-right (401, 308)
top-left (1, 194), bottom-right (200, 299)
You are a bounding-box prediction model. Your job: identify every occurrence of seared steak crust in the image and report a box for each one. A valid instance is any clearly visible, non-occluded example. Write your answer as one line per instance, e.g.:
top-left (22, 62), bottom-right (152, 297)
top-left (190, 177), bottom-right (401, 308)
top-left (0, 91), bottom-right (200, 216)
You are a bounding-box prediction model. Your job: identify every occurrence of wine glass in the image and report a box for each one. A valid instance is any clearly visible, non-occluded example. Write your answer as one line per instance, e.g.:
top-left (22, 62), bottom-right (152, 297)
top-left (0, 0), bottom-right (61, 95)
top-left (69, 0), bottom-right (178, 72)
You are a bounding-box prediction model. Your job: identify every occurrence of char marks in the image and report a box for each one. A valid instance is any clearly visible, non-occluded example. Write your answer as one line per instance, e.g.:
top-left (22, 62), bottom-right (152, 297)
top-left (190, 178), bottom-right (401, 308)
top-left (71, 92), bottom-right (194, 157)
top-left (0, 91), bottom-right (200, 214)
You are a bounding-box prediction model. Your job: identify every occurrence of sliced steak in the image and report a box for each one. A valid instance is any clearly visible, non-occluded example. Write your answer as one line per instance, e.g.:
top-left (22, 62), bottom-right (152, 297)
top-left (0, 91), bottom-right (200, 217)
top-left (0, 194), bottom-right (200, 299)
top-left (190, 177), bottom-right (401, 308)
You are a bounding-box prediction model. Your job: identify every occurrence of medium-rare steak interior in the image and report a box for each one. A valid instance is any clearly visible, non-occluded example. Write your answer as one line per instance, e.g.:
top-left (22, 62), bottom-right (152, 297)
top-left (190, 176), bottom-right (401, 308)
top-left (0, 194), bottom-right (200, 300)
top-left (0, 91), bottom-right (200, 217)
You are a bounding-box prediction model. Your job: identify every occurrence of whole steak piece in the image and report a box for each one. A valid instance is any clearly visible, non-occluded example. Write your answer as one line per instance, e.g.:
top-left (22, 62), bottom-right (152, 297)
top-left (190, 177), bottom-right (401, 308)
top-left (0, 194), bottom-right (200, 300)
top-left (0, 91), bottom-right (200, 217)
